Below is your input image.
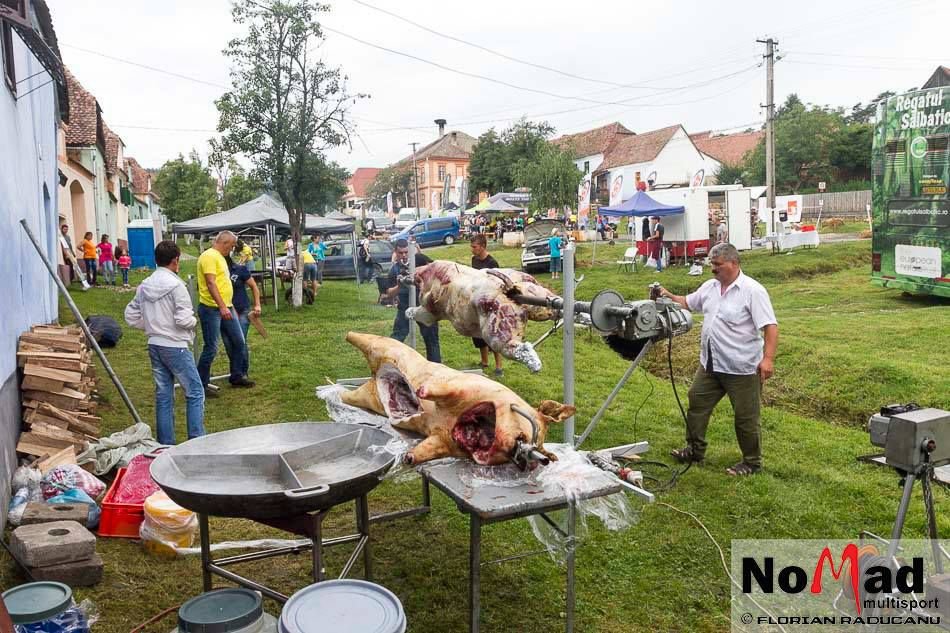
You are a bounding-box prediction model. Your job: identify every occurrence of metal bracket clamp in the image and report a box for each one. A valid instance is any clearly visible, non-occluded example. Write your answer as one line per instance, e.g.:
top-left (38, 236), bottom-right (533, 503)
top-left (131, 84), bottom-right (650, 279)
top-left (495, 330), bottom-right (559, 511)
top-left (510, 404), bottom-right (550, 470)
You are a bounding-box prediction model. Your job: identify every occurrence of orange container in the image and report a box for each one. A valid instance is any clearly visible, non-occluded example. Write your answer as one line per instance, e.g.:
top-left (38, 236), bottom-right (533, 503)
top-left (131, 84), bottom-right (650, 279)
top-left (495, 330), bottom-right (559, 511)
top-left (97, 467), bottom-right (146, 538)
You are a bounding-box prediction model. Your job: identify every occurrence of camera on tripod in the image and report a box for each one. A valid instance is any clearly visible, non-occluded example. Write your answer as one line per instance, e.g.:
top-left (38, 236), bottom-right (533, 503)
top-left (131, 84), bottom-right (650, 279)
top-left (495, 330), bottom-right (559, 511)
top-left (868, 404), bottom-right (950, 472)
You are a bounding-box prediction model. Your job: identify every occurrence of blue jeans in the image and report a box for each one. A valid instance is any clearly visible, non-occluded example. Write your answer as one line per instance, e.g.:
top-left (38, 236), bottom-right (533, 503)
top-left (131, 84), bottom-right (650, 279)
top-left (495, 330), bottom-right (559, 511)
top-left (392, 308), bottom-right (441, 363)
top-left (120, 268), bottom-right (129, 285)
top-left (197, 304), bottom-right (247, 386)
top-left (549, 256), bottom-right (562, 273)
top-left (148, 345), bottom-right (205, 445)
top-left (100, 260), bottom-right (115, 284)
top-left (84, 259), bottom-right (97, 284)
top-left (237, 309), bottom-right (251, 375)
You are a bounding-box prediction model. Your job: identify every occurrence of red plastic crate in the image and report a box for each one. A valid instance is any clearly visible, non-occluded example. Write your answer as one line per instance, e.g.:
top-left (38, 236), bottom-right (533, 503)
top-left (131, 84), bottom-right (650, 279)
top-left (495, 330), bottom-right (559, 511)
top-left (97, 467), bottom-right (145, 538)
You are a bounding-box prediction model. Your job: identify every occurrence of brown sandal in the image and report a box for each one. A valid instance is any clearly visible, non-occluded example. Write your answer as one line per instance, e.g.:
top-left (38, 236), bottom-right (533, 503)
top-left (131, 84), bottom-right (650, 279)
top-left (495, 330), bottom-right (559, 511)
top-left (726, 462), bottom-right (761, 476)
top-left (670, 446), bottom-right (703, 464)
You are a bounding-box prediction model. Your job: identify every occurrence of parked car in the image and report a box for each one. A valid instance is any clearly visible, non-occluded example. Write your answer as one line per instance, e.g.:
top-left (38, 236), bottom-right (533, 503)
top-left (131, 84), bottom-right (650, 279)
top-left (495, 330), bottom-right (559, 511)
top-left (521, 219), bottom-right (570, 272)
top-left (394, 209), bottom-right (419, 230)
top-left (323, 239), bottom-right (394, 279)
top-left (390, 216), bottom-right (461, 247)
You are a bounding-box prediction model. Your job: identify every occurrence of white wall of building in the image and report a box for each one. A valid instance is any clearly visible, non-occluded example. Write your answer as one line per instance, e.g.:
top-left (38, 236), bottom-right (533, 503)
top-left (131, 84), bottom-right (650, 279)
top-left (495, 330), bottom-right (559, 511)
top-left (0, 21), bottom-right (61, 528)
top-left (573, 153), bottom-right (604, 176)
top-left (609, 128), bottom-right (718, 202)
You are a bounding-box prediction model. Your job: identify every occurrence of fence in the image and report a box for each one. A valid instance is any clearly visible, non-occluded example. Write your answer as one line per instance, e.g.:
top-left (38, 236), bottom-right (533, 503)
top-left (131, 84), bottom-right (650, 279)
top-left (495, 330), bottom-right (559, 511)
top-left (799, 190), bottom-right (871, 220)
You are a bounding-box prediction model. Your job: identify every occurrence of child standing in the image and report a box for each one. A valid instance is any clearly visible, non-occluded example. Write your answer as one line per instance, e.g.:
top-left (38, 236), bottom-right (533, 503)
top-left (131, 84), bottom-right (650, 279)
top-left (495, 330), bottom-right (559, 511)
top-left (116, 247), bottom-right (132, 287)
top-left (98, 234), bottom-right (115, 285)
top-left (81, 232), bottom-right (98, 285)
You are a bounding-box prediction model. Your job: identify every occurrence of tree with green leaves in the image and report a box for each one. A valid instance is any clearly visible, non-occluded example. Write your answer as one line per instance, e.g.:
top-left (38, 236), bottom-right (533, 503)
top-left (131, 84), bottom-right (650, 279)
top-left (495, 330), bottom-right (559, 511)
top-left (365, 164), bottom-right (413, 213)
top-left (469, 119), bottom-right (555, 196)
top-left (512, 142), bottom-right (581, 214)
top-left (216, 0), bottom-right (363, 306)
top-left (222, 170), bottom-right (264, 210)
top-left (152, 152), bottom-right (218, 222)
top-left (713, 161), bottom-right (746, 186)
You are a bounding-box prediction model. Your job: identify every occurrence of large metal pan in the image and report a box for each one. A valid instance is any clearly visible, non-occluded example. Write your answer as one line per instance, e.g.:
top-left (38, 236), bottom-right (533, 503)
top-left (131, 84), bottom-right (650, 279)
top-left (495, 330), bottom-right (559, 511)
top-left (150, 422), bottom-right (397, 519)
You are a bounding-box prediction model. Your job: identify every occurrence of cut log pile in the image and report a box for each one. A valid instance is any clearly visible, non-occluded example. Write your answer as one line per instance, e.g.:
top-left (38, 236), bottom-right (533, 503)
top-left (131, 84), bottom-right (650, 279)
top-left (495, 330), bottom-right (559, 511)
top-left (16, 325), bottom-right (101, 462)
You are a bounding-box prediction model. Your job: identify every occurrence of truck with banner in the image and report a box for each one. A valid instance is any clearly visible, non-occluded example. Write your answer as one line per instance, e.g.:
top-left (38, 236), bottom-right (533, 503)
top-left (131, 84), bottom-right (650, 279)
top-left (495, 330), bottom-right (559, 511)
top-left (871, 84), bottom-right (950, 297)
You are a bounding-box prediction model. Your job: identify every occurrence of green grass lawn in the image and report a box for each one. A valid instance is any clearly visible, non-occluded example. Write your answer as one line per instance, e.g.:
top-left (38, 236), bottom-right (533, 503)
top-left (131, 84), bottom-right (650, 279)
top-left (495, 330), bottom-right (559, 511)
top-left (817, 220), bottom-right (870, 234)
top-left (5, 239), bottom-right (949, 632)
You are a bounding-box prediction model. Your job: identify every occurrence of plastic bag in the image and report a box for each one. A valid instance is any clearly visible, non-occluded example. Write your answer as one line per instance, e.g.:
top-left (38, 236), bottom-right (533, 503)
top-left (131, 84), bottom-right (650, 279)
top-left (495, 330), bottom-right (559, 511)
top-left (47, 488), bottom-right (101, 530)
top-left (139, 491), bottom-right (198, 558)
top-left (40, 465), bottom-right (106, 501)
top-left (112, 453), bottom-right (161, 504)
top-left (8, 488), bottom-right (33, 527)
top-left (645, 257), bottom-right (657, 269)
top-left (12, 598), bottom-right (97, 633)
top-left (12, 465), bottom-right (41, 491)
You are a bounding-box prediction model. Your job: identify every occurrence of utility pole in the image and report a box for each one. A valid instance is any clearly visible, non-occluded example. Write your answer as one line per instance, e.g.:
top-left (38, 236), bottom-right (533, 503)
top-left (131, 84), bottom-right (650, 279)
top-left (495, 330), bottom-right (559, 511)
top-left (409, 142), bottom-right (421, 212)
top-left (757, 37), bottom-right (778, 251)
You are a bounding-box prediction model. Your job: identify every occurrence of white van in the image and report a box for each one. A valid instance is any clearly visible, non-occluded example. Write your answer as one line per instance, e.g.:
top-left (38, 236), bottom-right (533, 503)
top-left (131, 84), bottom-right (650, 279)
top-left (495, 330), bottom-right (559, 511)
top-left (395, 209), bottom-right (419, 230)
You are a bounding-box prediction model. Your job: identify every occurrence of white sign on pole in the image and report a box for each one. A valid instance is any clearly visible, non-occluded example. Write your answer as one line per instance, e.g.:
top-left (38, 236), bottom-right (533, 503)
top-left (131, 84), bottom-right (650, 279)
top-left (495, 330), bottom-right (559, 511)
top-left (818, 181), bottom-right (826, 192)
top-left (609, 173), bottom-right (624, 207)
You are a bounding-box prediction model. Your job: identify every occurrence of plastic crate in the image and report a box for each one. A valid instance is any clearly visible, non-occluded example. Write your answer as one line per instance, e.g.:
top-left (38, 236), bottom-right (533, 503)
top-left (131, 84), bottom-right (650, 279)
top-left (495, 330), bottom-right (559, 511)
top-left (97, 467), bottom-right (145, 538)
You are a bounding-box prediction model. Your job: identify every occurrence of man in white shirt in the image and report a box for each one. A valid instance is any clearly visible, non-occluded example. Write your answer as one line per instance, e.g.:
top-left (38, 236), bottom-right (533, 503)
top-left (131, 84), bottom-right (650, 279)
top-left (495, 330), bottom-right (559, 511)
top-left (658, 243), bottom-right (778, 475)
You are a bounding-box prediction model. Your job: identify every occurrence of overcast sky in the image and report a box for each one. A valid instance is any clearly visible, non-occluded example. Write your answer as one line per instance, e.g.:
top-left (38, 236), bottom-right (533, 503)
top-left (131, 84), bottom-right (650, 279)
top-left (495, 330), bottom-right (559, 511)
top-left (49, 0), bottom-right (948, 172)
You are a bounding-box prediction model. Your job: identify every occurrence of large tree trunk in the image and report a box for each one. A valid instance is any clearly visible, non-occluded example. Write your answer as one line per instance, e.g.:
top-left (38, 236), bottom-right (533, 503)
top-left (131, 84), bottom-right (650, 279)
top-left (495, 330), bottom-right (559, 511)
top-left (287, 204), bottom-right (304, 308)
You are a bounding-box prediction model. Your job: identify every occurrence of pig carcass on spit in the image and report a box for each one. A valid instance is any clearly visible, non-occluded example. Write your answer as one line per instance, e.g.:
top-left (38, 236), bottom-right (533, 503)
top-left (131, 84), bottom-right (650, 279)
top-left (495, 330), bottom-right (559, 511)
top-left (340, 332), bottom-right (574, 466)
top-left (404, 261), bottom-right (558, 372)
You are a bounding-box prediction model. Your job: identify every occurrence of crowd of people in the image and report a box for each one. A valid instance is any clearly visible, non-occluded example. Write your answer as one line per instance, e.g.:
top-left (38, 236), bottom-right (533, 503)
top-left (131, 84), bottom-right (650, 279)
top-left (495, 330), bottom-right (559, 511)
top-left (60, 223), bottom-right (132, 288)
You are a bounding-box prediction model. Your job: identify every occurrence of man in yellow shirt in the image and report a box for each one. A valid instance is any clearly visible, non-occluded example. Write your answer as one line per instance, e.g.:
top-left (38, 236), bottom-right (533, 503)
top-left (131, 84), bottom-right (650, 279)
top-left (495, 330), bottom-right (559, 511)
top-left (197, 231), bottom-right (253, 390)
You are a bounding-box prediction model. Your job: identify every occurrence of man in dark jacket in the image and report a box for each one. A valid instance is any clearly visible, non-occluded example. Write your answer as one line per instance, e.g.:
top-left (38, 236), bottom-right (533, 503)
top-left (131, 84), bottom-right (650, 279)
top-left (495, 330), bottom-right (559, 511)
top-left (385, 239), bottom-right (441, 362)
top-left (469, 234), bottom-right (503, 376)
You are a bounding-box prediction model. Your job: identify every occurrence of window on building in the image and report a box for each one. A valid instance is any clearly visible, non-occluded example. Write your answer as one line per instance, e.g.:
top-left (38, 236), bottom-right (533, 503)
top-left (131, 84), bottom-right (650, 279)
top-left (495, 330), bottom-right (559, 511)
top-left (418, 166), bottom-right (426, 184)
top-left (1, 20), bottom-right (15, 93)
top-left (438, 164), bottom-right (446, 181)
top-left (584, 161), bottom-right (590, 174)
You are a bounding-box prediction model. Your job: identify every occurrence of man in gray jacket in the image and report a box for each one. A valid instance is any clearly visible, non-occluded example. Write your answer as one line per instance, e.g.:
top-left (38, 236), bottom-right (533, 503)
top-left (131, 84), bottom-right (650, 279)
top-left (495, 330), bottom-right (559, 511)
top-left (125, 241), bottom-right (205, 445)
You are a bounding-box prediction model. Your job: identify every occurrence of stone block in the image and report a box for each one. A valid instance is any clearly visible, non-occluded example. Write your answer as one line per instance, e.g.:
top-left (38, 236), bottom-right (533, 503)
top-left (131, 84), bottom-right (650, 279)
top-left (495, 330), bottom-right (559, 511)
top-left (28, 553), bottom-right (103, 587)
top-left (10, 521), bottom-right (96, 567)
top-left (21, 502), bottom-right (89, 526)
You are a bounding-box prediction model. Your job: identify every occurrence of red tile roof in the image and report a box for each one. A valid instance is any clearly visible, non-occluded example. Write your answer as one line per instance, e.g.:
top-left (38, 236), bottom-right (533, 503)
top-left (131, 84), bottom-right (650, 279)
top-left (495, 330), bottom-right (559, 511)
top-left (598, 125), bottom-right (681, 171)
top-left (346, 167), bottom-right (383, 199)
top-left (691, 130), bottom-right (764, 165)
top-left (126, 157), bottom-right (150, 195)
top-left (397, 131), bottom-right (477, 165)
top-left (923, 65), bottom-right (950, 89)
top-left (551, 122), bottom-right (635, 159)
top-left (63, 67), bottom-right (102, 149)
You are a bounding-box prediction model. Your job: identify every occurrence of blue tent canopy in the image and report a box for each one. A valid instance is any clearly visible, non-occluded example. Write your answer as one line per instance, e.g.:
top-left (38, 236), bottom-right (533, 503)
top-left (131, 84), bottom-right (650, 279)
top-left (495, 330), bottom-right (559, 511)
top-left (598, 191), bottom-right (685, 217)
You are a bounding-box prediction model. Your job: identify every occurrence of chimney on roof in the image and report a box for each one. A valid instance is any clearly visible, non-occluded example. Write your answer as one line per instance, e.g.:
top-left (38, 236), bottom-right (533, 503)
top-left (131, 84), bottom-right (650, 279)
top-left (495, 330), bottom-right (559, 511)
top-left (451, 131), bottom-right (457, 142)
top-left (435, 118), bottom-right (446, 137)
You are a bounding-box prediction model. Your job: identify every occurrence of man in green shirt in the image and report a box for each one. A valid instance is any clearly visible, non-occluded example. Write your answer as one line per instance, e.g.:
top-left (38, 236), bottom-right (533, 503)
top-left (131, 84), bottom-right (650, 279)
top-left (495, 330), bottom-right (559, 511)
top-left (196, 231), bottom-right (253, 390)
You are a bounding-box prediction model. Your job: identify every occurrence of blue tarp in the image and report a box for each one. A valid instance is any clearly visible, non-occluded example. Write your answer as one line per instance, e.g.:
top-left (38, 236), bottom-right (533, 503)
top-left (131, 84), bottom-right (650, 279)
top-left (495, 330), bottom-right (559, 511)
top-left (598, 191), bottom-right (685, 217)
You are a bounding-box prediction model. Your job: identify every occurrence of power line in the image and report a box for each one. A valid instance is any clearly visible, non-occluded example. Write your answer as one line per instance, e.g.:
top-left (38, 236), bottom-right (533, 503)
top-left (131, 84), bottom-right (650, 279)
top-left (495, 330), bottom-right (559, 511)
top-left (323, 25), bottom-right (756, 110)
top-left (62, 43), bottom-right (228, 89)
top-left (348, 0), bottom-right (696, 91)
top-left (784, 50), bottom-right (949, 63)
top-left (783, 59), bottom-right (937, 73)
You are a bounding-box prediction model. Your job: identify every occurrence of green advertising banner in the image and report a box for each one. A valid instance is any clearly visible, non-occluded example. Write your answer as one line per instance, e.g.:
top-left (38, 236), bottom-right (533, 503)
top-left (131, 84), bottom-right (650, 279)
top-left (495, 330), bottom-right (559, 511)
top-left (871, 87), bottom-right (950, 297)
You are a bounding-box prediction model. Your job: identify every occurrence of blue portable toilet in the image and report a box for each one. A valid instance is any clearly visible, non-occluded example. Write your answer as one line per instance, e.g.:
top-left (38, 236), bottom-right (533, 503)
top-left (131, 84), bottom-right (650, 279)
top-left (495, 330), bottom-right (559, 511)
top-left (127, 219), bottom-right (160, 269)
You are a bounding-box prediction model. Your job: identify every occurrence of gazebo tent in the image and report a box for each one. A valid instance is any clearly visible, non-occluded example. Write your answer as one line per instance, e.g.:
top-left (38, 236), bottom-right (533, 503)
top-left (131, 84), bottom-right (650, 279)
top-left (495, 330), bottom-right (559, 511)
top-left (170, 194), bottom-right (358, 310)
top-left (325, 210), bottom-right (355, 222)
top-left (597, 190), bottom-right (685, 217)
top-left (482, 198), bottom-right (525, 213)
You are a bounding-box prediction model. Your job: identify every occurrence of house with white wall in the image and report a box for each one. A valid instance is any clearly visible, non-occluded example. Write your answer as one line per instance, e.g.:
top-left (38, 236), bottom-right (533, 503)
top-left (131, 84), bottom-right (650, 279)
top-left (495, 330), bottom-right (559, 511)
top-left (0, 0), bottom-right (68, 527)
top-left (552, 121), bottom-right (634, 176)
top-left (592, 124), bottom-right (715, 205)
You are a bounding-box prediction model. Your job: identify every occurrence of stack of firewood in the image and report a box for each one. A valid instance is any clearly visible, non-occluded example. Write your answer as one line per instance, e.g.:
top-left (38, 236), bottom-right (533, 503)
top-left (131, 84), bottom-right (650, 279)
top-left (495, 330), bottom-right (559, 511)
top-left (15, 325), bottom-right (101, 468)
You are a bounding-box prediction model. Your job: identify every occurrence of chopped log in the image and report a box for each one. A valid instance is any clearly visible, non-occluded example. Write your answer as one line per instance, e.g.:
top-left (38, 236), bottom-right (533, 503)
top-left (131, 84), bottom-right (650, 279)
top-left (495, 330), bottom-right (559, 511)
top-left (24, 411), bottom-right (70, 429)
top-left (21, 376), bottom-right (66, 393)
top-left (18, 356), bottom-right (87, 372)
top-left (18, 342), bottom-right (54, 353)
top-left (35, 447), bottom-right (76, 474)
top-left (30, 422), bottom-right (88, 446)
top-left (16, 433), bottom-right (75, 456)
top-left (18, 334), bottom-right (83, 353)
top-left (23, 364), bottom-right (83, 384)
top-left (22, 390), bottom-right (84, 411)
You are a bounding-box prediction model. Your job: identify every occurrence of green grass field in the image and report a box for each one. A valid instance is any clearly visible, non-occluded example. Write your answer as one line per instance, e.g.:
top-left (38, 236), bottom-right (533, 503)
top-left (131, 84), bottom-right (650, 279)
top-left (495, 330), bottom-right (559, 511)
top-left (5, 239), bottom-right (949, 632)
